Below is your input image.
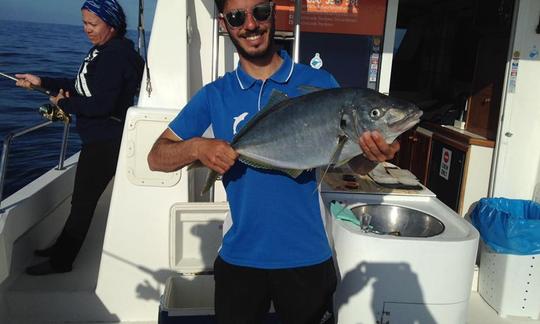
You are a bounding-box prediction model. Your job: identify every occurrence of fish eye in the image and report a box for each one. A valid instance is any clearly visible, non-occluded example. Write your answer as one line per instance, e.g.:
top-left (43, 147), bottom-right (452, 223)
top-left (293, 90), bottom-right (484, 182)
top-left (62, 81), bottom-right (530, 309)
top-left (370, 108), bottom-right (381, 119)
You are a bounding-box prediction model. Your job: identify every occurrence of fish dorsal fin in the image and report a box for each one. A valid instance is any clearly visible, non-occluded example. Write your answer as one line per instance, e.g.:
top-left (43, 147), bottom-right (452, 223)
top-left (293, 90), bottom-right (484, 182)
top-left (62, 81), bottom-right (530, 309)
top-left (231, 91), bottom-right (290, 145)
top-left (239, 156), bottom-right (304, 178)
top-left (298, 85), bottom-right (324, 95)
top-left (265, 89), bottom-right (289, 109)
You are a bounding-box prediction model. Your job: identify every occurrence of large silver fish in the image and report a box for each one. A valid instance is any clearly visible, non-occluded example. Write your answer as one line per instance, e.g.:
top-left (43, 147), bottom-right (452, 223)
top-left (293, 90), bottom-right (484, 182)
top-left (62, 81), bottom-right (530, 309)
top-left (202, 87), bottom-right (422, 193)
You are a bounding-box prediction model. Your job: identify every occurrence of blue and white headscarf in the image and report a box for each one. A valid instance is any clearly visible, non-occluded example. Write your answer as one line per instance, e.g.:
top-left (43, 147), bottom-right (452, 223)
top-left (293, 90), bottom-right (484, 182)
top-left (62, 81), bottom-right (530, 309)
top-left (81, 0), bottom-right (125, 29)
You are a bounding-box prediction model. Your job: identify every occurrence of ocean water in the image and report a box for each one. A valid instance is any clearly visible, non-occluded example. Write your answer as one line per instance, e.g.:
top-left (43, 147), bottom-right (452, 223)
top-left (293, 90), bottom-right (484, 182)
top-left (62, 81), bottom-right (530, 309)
top-left (0, 20), bottom-right (141, 197)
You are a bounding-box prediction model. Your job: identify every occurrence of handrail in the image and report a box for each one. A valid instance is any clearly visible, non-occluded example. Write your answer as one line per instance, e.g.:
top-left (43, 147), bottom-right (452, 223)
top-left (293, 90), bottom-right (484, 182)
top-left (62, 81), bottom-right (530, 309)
top-left (208, 4), bottom-right (220, 203)
top-left (0, 119), bottom-right (71, 205)
top-left (57, 121), bottom-right (70, 170)
top-left (292, 0), bottom-right (302, 63)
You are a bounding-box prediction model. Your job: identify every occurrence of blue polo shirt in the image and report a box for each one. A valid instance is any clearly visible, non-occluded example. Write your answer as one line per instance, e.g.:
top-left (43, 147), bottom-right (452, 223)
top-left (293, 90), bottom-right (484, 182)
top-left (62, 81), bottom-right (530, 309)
top-left (169, 50), bottom-right (339, 269)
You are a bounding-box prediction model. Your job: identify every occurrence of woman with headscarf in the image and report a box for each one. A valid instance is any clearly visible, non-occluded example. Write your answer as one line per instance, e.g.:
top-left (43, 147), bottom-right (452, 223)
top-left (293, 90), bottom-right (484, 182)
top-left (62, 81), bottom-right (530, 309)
top-left (17, 0), bottom-right (144, 275)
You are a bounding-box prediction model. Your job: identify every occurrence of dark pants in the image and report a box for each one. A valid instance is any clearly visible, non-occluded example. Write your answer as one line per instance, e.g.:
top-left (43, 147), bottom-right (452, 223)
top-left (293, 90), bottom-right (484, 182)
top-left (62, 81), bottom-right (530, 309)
top-left (50, 140), bottom-right (120, 269)
top-left (214, 256), bottom-right (337, 324)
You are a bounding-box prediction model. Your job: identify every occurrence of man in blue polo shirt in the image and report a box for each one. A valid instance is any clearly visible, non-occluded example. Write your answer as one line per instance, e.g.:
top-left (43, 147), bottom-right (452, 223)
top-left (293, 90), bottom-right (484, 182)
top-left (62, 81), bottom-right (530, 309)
top-left (147, 0), bottom-right (399, 323)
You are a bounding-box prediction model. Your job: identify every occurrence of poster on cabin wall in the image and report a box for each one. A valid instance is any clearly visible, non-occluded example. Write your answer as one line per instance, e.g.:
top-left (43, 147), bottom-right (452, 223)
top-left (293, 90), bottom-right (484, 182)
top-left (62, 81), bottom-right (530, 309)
top-left (274, 0), bottom-right (387, 36)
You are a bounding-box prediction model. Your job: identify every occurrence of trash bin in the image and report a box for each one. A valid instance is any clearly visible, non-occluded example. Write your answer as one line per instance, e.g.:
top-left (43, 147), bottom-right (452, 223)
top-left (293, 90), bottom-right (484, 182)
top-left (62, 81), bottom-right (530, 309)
top-left (471, 198), bottom-right (540, 319)
top-left (471, 198), bottom-right (540, 255)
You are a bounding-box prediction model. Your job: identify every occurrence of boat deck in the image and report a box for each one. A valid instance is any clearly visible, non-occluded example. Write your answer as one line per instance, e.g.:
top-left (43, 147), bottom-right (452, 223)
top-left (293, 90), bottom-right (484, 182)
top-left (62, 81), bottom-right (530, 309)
top-left (3, 181), bottom-right (539, 324)
top-left (6, 289), bottom-right (540, 324)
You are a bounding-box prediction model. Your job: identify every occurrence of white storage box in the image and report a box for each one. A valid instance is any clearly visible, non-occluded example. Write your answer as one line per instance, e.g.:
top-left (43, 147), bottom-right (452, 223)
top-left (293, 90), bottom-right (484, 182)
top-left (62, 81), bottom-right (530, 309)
top-left (478, 242), bottom-right (540, 319)
top-left (160, 203), bottom-right (281, 323)
top-left (157, 203), bottom-right (228, 323)
top-left (158, 276), bottom-right (216, 323)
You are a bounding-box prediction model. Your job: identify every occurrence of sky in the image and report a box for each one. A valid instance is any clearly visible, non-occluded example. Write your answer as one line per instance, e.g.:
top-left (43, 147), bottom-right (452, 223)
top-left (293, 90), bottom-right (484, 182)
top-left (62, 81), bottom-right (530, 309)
top-left (0, 0), bottom-right (157, 30)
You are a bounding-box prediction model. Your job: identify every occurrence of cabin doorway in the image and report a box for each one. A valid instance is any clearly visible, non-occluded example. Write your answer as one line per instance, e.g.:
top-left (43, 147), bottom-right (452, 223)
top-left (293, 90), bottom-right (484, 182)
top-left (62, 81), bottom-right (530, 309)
top-left (390, 0), bottom-right (515, 140)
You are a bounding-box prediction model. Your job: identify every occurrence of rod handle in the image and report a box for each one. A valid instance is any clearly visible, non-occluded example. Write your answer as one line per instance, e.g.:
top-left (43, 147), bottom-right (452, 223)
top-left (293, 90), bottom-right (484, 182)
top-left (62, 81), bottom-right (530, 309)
top-left (31, 85), bottom-right (53, 96)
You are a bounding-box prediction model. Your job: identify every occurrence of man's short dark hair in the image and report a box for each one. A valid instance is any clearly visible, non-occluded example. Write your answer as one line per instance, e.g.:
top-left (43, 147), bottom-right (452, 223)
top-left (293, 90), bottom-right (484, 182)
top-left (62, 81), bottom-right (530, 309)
top-left (214, 0), bottom-right (225, 13)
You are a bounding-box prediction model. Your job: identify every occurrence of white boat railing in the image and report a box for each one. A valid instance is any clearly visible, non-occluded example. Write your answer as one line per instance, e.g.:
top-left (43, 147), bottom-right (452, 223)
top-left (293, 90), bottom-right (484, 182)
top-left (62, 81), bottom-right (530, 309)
top-left (292, 0), bottom-right (302, 63)
top-left (0, 119), bottom-right (70, 206)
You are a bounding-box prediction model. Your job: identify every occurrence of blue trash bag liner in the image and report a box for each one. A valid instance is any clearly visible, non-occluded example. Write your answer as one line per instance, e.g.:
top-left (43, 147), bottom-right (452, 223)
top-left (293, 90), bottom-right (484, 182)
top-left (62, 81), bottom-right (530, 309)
top-left (471, 198), bottom-right (540, 255)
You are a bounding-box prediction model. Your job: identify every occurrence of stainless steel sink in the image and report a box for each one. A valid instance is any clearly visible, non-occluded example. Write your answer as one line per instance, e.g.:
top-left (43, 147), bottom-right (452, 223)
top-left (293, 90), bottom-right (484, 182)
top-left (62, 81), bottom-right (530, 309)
top-left (351, 204), bottom-right (445, 237)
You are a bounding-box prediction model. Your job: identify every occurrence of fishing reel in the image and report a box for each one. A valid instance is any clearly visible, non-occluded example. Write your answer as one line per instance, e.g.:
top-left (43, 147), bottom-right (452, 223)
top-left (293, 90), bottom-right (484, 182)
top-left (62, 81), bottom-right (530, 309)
top-left (38, 103), bottom-right (71, 123)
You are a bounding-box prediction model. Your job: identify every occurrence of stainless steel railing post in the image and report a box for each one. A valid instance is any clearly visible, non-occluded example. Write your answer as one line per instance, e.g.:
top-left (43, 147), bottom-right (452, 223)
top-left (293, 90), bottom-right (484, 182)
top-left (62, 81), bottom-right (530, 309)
top-left (208, 4), bottom-right (221, 203)
top-left (0, 120), bottom-right (54, 206)
top-left (0, 136), bottom-right (13, 207)
top-left (292, 0), bottom-right (302, 63)
top-left (56, 121), bottom-right (70, 170)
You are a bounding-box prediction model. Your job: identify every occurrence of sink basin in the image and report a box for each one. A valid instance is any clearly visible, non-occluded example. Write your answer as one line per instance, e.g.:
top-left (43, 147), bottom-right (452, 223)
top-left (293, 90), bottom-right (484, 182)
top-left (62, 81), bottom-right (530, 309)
top-left (351, 204), bottom-right (445, 237)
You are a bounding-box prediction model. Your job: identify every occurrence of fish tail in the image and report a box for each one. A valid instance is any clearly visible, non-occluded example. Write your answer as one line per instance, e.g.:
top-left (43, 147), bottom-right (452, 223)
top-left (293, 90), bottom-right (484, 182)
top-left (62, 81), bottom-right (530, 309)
top-left (188, 160), bottom-right (204, 170)
top-left (201, 170), bottom-right (220, 195)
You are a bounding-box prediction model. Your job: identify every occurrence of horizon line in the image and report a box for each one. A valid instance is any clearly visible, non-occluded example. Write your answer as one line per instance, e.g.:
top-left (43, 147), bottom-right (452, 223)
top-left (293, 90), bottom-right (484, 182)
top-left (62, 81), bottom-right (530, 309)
top-left (0, 18), bottom-right (151, 32)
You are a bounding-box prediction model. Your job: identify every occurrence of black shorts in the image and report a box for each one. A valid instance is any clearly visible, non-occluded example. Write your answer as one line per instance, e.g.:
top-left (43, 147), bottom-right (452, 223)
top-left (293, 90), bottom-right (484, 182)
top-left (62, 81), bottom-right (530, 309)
top-left (214, 256), bottom-right (337, 324)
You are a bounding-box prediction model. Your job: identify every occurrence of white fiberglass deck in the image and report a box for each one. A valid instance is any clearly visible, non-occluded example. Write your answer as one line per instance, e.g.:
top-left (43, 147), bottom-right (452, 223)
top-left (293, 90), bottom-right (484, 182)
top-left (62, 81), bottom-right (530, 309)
top-left (3, 184), bottom-right (539, 324)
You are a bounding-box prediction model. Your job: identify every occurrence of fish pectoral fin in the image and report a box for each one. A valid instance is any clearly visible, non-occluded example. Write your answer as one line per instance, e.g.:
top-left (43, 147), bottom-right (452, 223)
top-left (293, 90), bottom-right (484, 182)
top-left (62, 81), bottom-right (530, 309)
top-left (329, 134), bottom-right (348, 166)
top-left (316, 135), bottom-right (349, 192)
top-left (239, 156), bottom-right (304, 178)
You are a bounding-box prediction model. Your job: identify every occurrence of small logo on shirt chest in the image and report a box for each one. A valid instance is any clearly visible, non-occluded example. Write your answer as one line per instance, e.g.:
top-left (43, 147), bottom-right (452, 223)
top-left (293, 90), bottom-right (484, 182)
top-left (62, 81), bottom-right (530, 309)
top-left (233, 112), bottom-right (249, 135)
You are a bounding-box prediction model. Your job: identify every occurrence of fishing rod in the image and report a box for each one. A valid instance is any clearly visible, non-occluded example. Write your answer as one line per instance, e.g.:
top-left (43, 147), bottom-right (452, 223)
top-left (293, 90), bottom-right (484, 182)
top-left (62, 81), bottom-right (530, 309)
top-left (0, 71), bottom-right (69, 122)
top-left (0, 71), bottom-right (53, 96)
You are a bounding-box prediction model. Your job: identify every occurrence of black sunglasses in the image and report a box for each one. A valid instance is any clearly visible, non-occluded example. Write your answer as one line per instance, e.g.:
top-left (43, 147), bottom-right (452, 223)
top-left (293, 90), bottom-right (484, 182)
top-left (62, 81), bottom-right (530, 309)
top-left (221, 2), bottom-right (274, 28)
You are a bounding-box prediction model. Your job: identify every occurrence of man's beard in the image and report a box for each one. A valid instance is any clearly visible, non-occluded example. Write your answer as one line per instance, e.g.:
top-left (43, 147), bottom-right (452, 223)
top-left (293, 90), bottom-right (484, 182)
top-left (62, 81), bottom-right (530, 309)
top-left (228, 22), bottom-right (276, 60)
